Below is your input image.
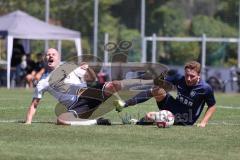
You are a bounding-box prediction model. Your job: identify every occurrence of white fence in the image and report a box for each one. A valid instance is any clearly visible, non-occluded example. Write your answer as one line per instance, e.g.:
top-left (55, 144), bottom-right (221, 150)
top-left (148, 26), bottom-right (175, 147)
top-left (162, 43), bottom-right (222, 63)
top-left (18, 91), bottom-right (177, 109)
top-left (142, 34), bottom-right (240, 80)
top-left (103, 33), bottom-right (240, 81)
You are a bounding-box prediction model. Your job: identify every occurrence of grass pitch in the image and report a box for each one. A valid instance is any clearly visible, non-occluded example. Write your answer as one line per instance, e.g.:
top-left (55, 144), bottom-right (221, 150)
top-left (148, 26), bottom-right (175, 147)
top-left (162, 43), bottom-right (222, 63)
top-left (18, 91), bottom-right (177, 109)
top-left (0, 88), bottom-right (240, 160)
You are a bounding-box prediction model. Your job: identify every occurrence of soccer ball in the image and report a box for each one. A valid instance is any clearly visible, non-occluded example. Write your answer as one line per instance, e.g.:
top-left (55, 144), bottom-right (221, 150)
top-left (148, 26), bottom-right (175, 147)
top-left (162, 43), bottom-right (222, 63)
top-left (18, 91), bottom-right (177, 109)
top-left (155, 110), bottom-right (175, 128)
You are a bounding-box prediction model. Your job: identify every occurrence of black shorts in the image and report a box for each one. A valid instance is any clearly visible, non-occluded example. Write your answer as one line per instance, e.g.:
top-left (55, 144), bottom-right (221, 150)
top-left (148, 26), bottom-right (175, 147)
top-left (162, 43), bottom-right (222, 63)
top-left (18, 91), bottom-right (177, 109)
top-left (69, 97), bottom-right (102, 114)
top-left (156, 94), bottom-right (196, 125)
top-left (68, 82), bottom-right (111, 115)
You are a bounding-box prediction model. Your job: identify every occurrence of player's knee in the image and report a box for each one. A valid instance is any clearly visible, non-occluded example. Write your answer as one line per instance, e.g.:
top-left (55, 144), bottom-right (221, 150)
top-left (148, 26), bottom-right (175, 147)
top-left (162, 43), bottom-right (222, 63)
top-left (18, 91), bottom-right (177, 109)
top-left (151, 86), bottom-right (166, 102)
top-left (104, 81), bottom-right (121, 94)
top-left (57, 112), bottom-right (77, 125)
top-left (57, 114), bottom-right (67, 125)
top-left (111, 81), bottom-right (121, 91)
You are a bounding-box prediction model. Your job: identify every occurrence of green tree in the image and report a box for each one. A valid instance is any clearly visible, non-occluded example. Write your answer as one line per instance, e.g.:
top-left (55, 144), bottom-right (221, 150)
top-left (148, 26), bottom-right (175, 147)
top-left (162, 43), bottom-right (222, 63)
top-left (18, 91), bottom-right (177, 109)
top-left (150, 5), bottom-right (193, 64)
top-left (151, 6), bottom-right (185, 36)
top-left (169, 41), bottom-right (200, 65)
top-left (215, 0), bottom-right (239, 28)
top-left (191, 15), bottom-right (237, 66)
top-left (1, 0), bottom-right (238, 65)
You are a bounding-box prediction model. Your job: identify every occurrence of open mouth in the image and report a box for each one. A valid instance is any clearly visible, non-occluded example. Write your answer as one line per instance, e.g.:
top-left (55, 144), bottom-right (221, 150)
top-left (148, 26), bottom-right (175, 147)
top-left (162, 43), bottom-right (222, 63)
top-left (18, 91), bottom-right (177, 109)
top-left (47, 59), bottom-right (54, 67)
top-left (48, 59), bottom-right (54, 63)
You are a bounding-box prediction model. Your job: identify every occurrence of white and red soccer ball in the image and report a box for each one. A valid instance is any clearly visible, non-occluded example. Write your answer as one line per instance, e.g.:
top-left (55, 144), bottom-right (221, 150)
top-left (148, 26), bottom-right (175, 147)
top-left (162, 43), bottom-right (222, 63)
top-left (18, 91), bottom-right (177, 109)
top-left (155, 110), bottom-right (175, 128)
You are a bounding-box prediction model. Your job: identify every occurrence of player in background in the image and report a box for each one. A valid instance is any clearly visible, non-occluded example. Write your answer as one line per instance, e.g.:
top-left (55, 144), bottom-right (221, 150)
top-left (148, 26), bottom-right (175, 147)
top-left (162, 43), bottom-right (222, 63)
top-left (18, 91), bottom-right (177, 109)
top-left (25, 48), bottom-right (121, 125)
top-left (114, 61), bottom-right (216, 127)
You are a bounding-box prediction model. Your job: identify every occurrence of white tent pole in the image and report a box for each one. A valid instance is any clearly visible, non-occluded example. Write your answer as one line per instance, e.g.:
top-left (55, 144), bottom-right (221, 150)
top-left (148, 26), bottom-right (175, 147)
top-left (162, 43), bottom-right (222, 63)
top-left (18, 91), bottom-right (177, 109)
top-left (201, 34), bottom-right (207, 81)
top-left (93, 0), bottom-right (99, 58)
top-left (57, 40), bottom-right (62, 61)
top-left (75, 38), bottom-right (82, 57)
top-left (104, 33), bottom-right (109, 64)
top-left (142, 37), bottom-right (147, 63)
top-left (45, 0), bottom-right (50, 51)
top-left (7, 36), bottom-right (13, 89)
top-left (238, 0), bottom-right (240, 68)
top-left (141, 0), bottom-right (146, 63)
top-left (152, 33), bottom-right (157, 63)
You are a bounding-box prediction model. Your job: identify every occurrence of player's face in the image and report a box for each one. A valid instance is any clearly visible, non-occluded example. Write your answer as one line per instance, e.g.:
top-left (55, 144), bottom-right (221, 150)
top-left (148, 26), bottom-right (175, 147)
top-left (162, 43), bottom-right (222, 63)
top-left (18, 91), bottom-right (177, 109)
top-left (184, 69), bottom-right (200, 86)
top-left (45, 48), bottom-right (60, 70)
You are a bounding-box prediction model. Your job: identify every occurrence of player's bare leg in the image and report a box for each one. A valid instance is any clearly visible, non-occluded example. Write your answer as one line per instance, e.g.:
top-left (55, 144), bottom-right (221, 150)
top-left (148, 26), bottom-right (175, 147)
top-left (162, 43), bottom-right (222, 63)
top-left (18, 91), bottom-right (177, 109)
top-left (57, 112), bottom-right (95, 125)
top-left (57, 111), bottom-right (111, 126)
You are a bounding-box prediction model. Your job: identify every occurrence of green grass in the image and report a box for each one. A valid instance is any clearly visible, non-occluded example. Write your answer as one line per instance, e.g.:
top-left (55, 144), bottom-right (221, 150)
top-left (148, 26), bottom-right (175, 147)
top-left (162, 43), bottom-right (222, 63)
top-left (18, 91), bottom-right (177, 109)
top-left (0, 88), bottom-right (240, 160)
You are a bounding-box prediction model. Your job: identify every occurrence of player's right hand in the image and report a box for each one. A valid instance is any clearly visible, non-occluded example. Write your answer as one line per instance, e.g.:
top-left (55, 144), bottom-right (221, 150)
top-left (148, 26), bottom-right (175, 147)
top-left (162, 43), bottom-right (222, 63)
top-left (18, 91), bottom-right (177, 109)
top-left (114, 100), bottom-right (125, 112)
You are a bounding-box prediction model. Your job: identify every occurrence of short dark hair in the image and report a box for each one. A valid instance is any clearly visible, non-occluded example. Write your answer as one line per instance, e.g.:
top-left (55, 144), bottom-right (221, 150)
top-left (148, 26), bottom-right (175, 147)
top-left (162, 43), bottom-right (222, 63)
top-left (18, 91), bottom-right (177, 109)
top-left (184, 61), bottom-right (201, 74)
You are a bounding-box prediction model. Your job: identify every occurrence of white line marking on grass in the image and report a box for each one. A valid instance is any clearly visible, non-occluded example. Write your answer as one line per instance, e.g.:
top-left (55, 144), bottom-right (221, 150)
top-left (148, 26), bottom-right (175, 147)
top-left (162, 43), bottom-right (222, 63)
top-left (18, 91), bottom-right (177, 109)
top-left (0, 119), bottom-right (239, 126)
top-left (0, 105), bottom-right (53, 109)
top-left (0, 119), bottom-right (22, 123)
top-left (217, 105), bottom-right (240, 109)
top-left (0, 119), bottom-right (124, 125)
top-left (0, 98), bottom-right (29, 100)
top-left (0, 119), bottom-right (55, 124)
top-left (208, 121), bottom-right (240, 126)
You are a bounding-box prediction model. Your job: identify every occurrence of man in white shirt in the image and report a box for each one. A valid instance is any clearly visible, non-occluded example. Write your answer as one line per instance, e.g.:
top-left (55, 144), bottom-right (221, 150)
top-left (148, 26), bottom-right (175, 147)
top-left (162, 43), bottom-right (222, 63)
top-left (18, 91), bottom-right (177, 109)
top-left (25, 48), bottom-right (121, 125)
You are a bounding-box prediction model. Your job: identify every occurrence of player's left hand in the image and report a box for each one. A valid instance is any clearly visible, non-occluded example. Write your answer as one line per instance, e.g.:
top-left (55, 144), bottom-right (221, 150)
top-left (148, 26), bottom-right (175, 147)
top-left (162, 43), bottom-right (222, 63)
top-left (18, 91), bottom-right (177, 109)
top-left (197, 122), bottom-right (207, 128)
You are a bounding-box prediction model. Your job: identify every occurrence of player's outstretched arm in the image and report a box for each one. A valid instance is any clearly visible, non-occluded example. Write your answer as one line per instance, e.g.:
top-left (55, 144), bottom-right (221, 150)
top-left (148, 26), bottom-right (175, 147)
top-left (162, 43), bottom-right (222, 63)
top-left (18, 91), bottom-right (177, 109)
top-left (197, 105), bottom-right (216, 128)
top-left (25, 98), bottom-right (40, 124)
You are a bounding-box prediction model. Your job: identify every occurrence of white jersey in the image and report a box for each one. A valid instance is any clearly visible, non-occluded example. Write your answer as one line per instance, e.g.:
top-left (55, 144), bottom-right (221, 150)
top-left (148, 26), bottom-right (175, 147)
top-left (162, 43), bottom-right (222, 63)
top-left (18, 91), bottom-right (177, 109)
top-left (33, 65), bottom-right (88, 108)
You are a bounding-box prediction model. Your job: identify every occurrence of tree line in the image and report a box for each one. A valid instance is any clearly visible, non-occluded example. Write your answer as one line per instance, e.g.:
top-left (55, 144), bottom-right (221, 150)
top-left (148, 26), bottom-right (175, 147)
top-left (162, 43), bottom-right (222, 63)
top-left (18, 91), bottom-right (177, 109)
top-left (0, 0), bottom-right (238, 66)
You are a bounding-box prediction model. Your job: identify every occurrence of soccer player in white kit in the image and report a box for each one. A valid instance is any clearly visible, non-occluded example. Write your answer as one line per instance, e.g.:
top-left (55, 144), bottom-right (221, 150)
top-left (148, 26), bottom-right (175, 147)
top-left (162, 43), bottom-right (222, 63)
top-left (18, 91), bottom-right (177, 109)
top-left (25, 48), bottom-right (120, 125)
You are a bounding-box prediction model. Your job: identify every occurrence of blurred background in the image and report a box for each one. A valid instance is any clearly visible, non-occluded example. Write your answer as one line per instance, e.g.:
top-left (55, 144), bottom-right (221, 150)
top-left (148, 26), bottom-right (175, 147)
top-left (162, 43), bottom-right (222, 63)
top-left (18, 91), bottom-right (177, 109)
top-left (0, 0), bottom-right (240, 92)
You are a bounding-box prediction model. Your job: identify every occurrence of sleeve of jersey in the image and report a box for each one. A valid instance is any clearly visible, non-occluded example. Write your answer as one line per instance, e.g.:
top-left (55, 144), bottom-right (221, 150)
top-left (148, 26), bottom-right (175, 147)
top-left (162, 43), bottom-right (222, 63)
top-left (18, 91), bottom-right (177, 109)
top-left (73, 67), bottom-right (87, 80)
top-left (32, 80), bottom-right (47, 99)
top-left (165, 72), bottom-right (183, 85)
top-left (205, 86), bottom-right (216, 107)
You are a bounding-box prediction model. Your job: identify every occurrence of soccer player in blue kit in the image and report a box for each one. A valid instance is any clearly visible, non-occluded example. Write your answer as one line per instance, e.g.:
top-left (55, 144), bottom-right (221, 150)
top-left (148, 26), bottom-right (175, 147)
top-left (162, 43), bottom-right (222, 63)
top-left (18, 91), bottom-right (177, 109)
top-left (115, 61), bottom-right (216, 127)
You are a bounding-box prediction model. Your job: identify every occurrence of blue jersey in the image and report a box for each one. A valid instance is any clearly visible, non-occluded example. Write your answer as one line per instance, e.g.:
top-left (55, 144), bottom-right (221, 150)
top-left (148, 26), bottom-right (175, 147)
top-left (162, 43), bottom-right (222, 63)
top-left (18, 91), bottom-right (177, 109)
top-left (163, 73), bottom-right (216, 124)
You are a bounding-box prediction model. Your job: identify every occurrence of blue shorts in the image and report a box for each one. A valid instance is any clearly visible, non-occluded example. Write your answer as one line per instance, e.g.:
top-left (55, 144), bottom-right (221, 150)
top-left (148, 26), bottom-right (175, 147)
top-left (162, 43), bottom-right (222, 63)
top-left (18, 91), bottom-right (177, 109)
top-left (156, 94), bottom-right (197, 125)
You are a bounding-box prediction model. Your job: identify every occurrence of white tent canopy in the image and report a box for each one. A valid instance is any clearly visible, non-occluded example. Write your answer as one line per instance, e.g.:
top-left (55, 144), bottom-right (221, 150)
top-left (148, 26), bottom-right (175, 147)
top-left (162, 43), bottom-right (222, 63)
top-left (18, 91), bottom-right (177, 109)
top-left (0, 10), bottom-right (82, 88)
